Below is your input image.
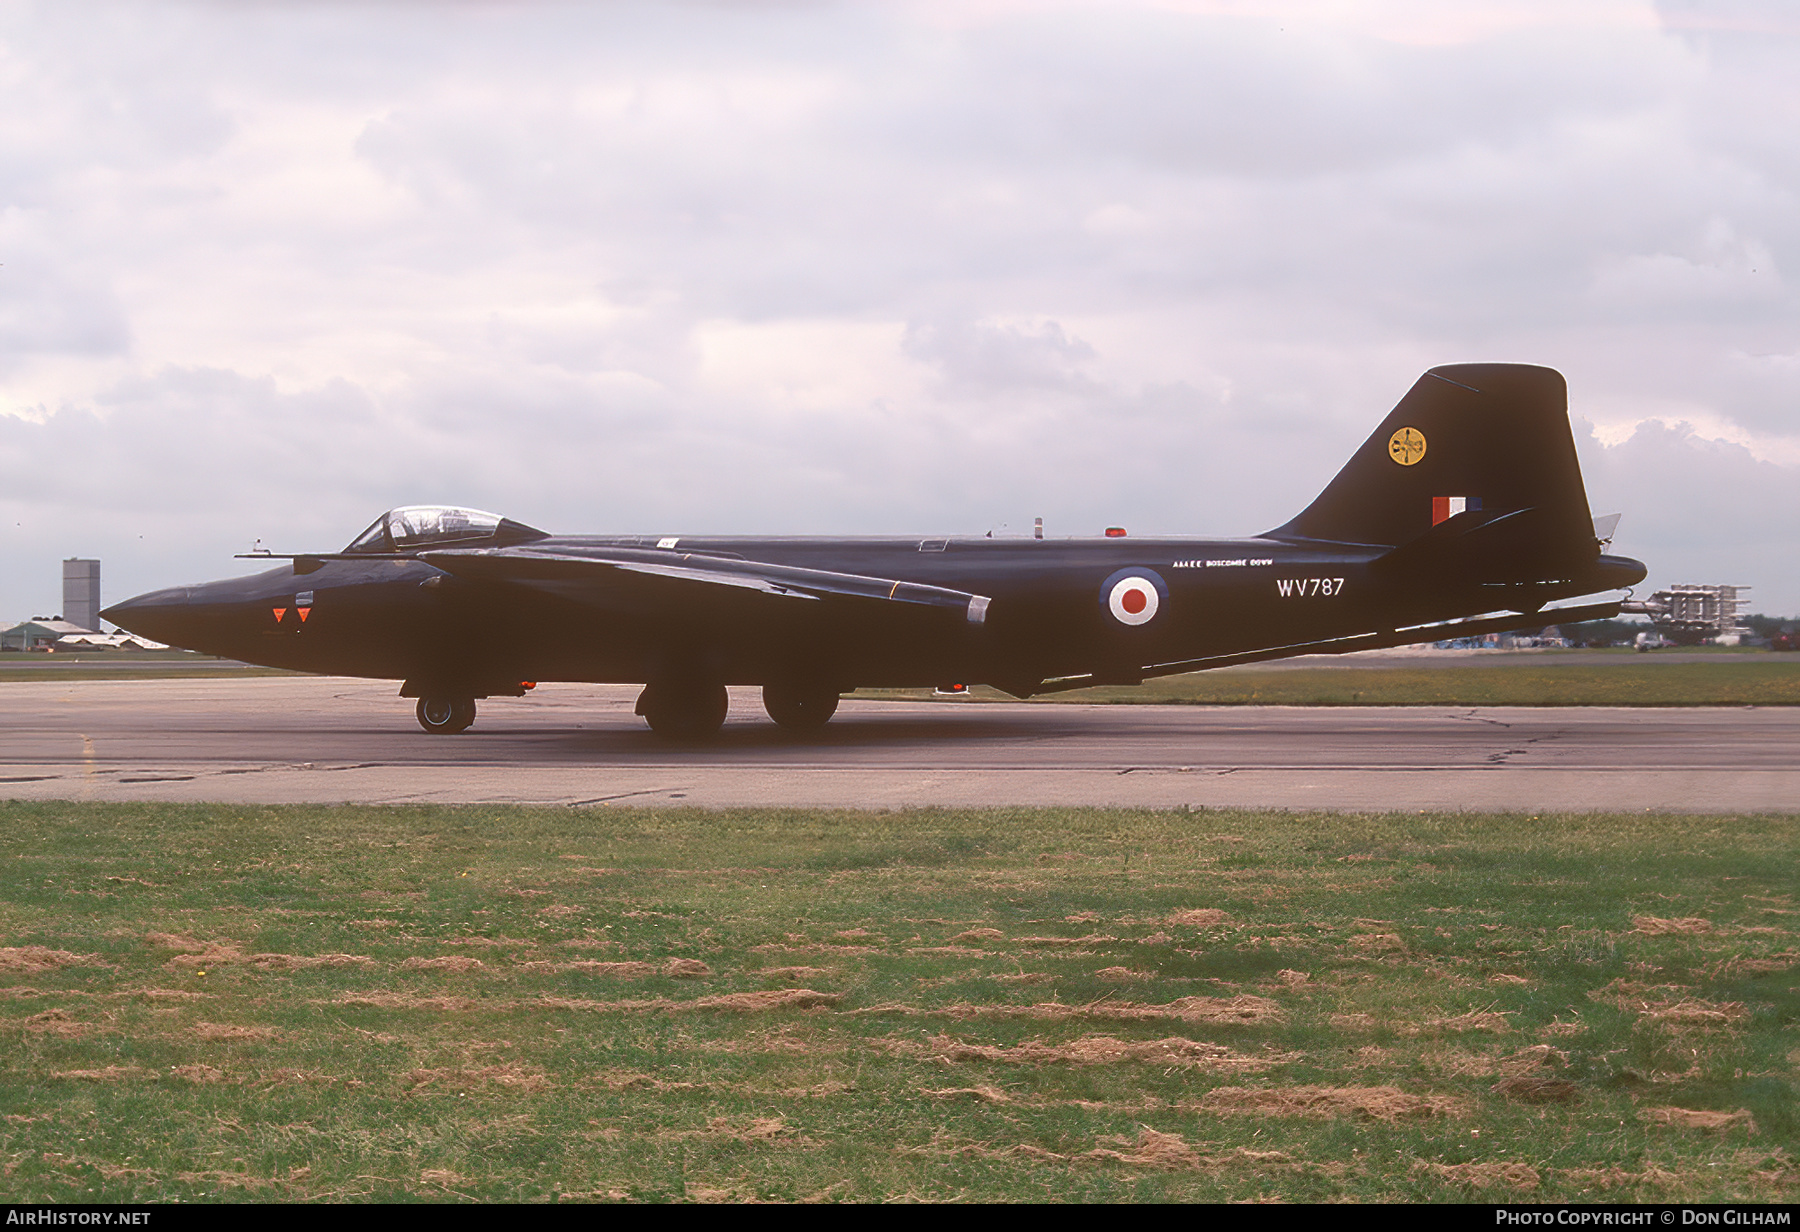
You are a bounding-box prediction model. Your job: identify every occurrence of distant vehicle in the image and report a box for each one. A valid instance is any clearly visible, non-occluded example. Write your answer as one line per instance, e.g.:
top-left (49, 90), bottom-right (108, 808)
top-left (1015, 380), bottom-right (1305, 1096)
top-left (106, 363), bottom-right (1647, 738)
top-left (1635, 632), bottom-right (1673, 652)
top-left (1771, 632), bottom-right (1799, 653)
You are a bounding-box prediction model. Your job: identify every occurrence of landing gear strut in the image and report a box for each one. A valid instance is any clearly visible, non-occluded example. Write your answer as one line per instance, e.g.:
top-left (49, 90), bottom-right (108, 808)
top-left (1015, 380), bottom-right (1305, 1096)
top-left (416, 695), bottom-right (476, 734)
top-left (762, 682), bottom-right (840, 730)
top-left (635, 680), bottom-right (729, 739)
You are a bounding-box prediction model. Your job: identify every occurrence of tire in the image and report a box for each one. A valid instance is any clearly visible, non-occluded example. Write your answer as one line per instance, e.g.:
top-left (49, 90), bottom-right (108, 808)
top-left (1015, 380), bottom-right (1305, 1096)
top-left (762, 682), bottom-right (840, 730)
top-left (417, 695), bottom-right (476, 734)
top-left (636, 681), bottom-right (729, 739)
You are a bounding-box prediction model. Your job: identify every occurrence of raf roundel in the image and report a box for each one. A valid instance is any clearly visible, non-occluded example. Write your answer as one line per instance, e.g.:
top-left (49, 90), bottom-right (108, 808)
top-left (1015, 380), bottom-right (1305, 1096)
top-left (1100, 567), bottom-right (1169, 628)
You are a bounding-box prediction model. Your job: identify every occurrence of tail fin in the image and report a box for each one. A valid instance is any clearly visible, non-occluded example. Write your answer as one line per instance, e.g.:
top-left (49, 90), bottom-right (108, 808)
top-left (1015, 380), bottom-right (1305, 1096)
top-left (1269, 363), bottom-right (1595, 556)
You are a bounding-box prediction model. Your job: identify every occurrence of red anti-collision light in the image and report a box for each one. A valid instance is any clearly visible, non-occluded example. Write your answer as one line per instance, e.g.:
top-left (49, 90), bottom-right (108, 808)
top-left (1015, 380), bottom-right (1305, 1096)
top-left (1105, 527), bottom-right (1127, 537)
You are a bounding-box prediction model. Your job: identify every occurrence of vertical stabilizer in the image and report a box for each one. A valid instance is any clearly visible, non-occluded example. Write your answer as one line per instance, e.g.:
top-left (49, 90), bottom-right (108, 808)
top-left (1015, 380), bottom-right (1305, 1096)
top-left (1269, 364), bottom-right (1594, 550)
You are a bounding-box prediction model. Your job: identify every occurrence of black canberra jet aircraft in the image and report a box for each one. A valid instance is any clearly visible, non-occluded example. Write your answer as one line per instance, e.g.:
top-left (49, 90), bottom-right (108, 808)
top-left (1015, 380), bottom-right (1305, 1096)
top-left (105, 363), bottom-right (1646, 738)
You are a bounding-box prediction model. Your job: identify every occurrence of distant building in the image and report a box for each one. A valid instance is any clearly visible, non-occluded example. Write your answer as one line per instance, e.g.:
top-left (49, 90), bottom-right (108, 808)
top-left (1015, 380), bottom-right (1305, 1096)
top-left (56, 632), bottom-right (168, 651)
top-left (1626, 584), bottom-right (1752, 646)
top-left (63, 558), bottom-right (100, 632)
top-left (1, 618), bottom-right (93, 652)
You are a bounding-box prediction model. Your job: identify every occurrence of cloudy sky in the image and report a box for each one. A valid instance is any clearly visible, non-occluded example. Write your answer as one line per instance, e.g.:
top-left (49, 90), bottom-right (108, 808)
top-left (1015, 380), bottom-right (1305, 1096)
top-left (2, 0), bottom-right (1796, 622)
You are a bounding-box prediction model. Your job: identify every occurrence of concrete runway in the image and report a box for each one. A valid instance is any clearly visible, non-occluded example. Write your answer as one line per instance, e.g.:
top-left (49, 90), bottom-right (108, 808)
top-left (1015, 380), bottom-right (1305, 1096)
top-left (2, 676), bottom-right (1795, 811)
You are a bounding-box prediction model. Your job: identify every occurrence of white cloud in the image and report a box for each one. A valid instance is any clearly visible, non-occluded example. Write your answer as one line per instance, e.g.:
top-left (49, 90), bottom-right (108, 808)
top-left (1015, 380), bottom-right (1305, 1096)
top-left (1, 0), bottom-right (1797, 620)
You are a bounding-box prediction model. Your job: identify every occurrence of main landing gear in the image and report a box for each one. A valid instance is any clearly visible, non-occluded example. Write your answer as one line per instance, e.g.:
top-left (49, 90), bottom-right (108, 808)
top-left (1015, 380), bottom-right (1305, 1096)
top-left (761, 682), bottom-right (840, 731)
top-left (416, 695), bottom-right (476, 734)
top-left (635, 679), bottom-right (730, 739)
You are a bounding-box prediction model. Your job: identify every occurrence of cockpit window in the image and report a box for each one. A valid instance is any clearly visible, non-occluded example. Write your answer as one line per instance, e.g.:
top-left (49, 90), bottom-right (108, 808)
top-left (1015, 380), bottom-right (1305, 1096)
top-left (389, 506), bottom-right (502, 547)
top-left (342, 506), bottom-right (548, 554)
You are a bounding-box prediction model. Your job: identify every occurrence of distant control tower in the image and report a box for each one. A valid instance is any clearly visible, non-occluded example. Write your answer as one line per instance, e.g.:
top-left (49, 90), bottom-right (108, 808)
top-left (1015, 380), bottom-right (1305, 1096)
top-left (63, 558), bottom-right (101, 632)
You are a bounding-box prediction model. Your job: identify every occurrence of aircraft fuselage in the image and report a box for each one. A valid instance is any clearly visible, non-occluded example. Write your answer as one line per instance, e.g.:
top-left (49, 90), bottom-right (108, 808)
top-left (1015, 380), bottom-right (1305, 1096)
top-left (109, 531), bottom-right (1642, 697)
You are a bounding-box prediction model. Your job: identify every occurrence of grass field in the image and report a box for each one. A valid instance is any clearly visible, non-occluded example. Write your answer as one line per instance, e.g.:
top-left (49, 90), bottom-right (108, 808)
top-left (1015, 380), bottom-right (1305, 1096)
top-left (0, 651), bottom-right (293, 683)
top-left (1, 802), bottom-right (1794, 1203)
top-left (855, 653), bottom-right (1800, 707)
top-left (1047, 656), bottom-right (1800, 707)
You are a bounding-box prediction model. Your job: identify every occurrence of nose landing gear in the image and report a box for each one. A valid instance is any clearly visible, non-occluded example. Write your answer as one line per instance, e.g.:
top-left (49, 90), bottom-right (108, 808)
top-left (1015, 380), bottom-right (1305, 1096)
top-left (416, 695), bottom-right (477, 734)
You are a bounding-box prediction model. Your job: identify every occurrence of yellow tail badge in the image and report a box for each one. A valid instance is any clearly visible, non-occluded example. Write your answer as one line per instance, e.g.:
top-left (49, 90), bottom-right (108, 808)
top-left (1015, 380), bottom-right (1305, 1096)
top-left (1388, 426), bottom-right (1427, 466)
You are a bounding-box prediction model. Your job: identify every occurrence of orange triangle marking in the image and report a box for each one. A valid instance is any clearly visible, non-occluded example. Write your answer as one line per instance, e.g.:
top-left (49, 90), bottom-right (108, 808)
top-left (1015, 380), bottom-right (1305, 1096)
top-left (272, 608), bottom-right (287, 623)
top-left (297, 608), bottom-right (311, 622)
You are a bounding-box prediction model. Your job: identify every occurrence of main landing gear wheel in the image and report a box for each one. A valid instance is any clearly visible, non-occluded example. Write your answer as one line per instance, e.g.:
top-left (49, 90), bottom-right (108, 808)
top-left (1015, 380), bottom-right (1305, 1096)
top-left (416, 695), bottom-right (476, 734)
top-left (762, 682), bottom-right (840, 731)
top-left (635, 681), bottom-right (729, 740)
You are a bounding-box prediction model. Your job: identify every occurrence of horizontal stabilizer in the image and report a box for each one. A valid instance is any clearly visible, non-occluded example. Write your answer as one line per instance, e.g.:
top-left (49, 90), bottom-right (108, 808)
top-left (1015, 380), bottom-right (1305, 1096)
top-left (1372, 506), bottom-right (1597, 584)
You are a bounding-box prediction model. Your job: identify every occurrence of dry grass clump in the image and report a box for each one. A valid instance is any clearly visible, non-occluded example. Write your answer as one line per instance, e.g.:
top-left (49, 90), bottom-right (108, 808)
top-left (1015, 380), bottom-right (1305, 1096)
top-left (667, 1116), bottom-right (805, 1145)
top-left (333, 992), bottom-right (482, 1012)
top-left (1560, 1165), bottom-right (1683, 1191)
top-left (52, 1066), bottom-right (152, 1082)
top-left (538, 989), bottom-right (840, 1014)
top-left (689, 989), bottom-right (836, 1012)
top-left (1633, 916), bottom-right (1714, 935)
top-left (902, 994), bottom-right (1285, 1027)
top-left (1095, 995), bottom-right (1285, 1026)
top-left (1415, 1160), bottom-right (1541, 1190)
top-left (402, 1065), bottom-right (553, 1092)
top-left (191, 1021), bottom-right (277, 1041)
top-left (1089, 1127), bottom-right (1210, 1169)
top-left (1491, 1076), bottom-right (1581, 1104)
top-left (912, 1128), bottom-right (1311, 1175)
top-left (169, 1064), bottom-right (225, 1083)
top-left (759, 966), bottom-right (830, 981)
top-left (23, 1008), bottom-right (92, 1037)
top-left (908, 1032), bottom-right (1282, 1071)
top-left (1430, 1044), bottom-right (1566, 1079)
top-left (1419, 1010), bottom-right (1512, 1035)
top-left (1641, 999), bottom-right (1750, 1027)
top-left (947, 929), bottom-right (1005, 944)
top-left (400, 956), bottom-right (486, 972)
top-left (1195, 1085), bottom-right (1462, 1121)
top-left (1351, 933), bottom-right (1407, 953)
top-left (1165, 909), bottom-right (1231, 927)
top-left (524, 957), bottom-right (711, 978)
top-left (0, 947), bottom-right (99, 973)
top-left (157, 938), bottom-right (374, 972)
top-left (1640, 1107), bottom-right (1759, 1133)
top-left (1094, 967), bottom-right (1150, 982)
top-left (1013, 934), bottom-right (1116, 949)
top-left (444, 936), bottom-right (529, 948)
top-left (921, 1085), bottom-right (1011, 1103)
top-left (1709, 954), bottom-right (1797, 977)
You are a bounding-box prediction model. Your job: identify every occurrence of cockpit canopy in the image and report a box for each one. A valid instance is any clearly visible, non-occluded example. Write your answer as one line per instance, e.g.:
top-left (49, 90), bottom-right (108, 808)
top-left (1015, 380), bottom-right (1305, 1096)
top-left (343, 506), bottom-right (549, 554)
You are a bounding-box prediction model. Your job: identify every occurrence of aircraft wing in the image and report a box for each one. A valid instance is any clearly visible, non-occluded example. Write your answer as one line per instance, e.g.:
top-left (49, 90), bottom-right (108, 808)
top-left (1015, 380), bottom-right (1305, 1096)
top-left (419, 546), bottom-right (992, 624)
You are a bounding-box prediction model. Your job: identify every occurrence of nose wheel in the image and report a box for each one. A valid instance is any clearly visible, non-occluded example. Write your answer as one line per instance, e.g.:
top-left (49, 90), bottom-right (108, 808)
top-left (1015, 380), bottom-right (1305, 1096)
top-left (416, 695), bottom-right (477, 734)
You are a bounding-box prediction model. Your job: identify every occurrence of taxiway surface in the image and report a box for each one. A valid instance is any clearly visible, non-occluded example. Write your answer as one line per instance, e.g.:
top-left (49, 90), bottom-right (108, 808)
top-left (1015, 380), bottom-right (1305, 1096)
top-left (2, 676), bottom-right (1794, 811)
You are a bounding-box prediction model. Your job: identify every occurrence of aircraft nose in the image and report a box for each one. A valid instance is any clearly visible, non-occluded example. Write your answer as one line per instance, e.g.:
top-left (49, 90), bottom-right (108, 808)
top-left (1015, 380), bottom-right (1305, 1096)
top-left (101, 586), bottom-right (195, 644)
